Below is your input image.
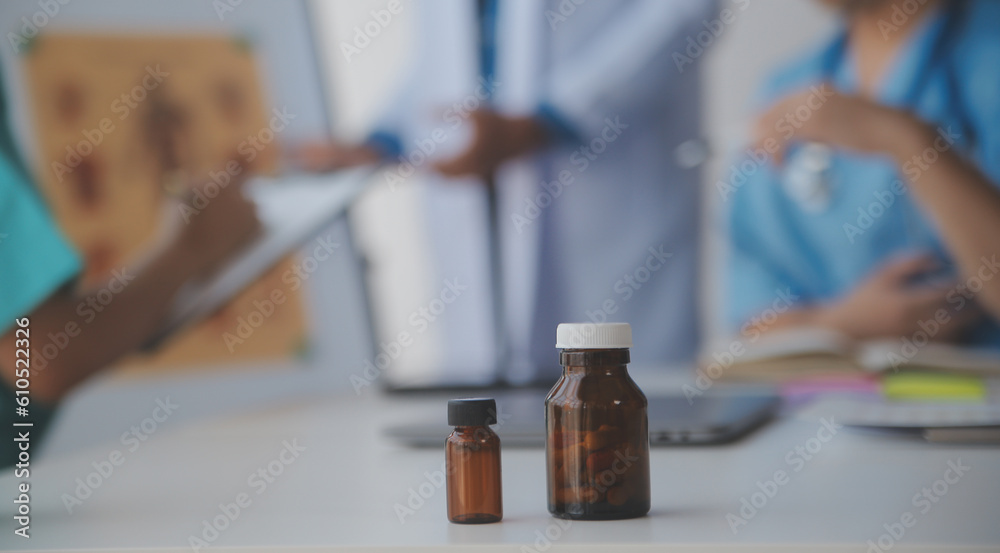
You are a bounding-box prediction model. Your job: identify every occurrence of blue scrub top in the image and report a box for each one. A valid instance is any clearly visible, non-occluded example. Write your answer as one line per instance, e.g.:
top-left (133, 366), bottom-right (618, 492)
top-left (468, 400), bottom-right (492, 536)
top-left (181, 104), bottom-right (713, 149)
top-left (726, 0), bottom-right (1000, 346)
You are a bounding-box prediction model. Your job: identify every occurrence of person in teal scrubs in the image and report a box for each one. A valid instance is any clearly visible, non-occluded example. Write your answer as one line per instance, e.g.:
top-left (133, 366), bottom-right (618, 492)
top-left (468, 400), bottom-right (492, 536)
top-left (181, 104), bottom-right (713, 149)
top-left (0, 70), bottom-right (260, 468)
top-left (726, 0), bottom-right (1000, 348)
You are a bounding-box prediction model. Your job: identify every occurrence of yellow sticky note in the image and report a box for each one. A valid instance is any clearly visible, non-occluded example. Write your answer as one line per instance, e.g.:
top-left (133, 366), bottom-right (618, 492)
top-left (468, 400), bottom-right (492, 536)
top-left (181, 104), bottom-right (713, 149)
top-left (883, 372), bottom-right (986, 401)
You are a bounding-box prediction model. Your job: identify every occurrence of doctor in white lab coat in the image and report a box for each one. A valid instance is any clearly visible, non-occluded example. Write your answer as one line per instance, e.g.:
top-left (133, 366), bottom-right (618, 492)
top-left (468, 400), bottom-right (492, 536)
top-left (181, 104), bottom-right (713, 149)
top-left (301, 0), bottom-right (714, 382)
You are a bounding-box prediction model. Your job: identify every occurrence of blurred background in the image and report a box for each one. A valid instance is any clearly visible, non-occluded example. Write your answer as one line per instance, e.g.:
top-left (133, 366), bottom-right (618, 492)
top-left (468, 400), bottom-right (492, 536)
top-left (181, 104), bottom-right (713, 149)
top-left (0, 0), bottom-right (836, 456)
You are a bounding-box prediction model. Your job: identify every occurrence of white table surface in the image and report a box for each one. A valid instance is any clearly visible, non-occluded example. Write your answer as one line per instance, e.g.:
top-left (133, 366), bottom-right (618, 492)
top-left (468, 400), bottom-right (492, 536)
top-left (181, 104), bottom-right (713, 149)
top-left (3, 370), bottom-right (999, 552)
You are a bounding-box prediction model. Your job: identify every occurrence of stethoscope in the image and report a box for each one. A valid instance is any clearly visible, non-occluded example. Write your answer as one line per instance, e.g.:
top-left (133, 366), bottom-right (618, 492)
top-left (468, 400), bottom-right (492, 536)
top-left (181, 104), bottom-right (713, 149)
top-left (782, 1), bottom-right (976, 214)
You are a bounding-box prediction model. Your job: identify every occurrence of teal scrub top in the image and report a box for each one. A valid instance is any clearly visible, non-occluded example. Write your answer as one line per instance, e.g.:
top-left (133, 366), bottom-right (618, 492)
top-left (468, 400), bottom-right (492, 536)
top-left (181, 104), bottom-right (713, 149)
top-left (0, 69), bottom-right (81, 467)
top-left (726, 0), bottom-right (1000, 347)
top-left (0, 89), bottom-right (81, 333)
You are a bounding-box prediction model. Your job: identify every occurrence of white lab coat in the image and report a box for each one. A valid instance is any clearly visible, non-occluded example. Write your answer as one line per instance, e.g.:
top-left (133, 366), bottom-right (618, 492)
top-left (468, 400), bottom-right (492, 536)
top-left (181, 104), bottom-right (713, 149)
top-left (354, 0), bottom-right (712, 384)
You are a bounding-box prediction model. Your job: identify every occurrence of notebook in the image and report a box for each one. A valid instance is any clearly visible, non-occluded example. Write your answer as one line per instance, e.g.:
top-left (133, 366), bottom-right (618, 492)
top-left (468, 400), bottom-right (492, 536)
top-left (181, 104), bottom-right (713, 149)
top-left (703, 327), bottom-right (1000, 382)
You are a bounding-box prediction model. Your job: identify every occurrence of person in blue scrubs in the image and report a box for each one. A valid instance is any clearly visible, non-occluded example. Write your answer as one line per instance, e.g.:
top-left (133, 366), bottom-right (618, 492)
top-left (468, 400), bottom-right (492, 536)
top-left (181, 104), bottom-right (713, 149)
top-left (0, 69), bottom-right (260, 468)
top-left (726, 0), bottom-right (1000, 347)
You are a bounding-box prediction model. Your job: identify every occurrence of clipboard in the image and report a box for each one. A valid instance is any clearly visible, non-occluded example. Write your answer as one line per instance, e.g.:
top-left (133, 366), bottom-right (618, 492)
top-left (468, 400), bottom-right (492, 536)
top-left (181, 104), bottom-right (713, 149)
top-left (144, 167), bottom-right (373, 350)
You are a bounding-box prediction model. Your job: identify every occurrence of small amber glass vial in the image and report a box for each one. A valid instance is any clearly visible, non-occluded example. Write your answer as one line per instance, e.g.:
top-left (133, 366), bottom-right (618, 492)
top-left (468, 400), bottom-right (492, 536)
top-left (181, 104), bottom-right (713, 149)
top-left (546, 323), bottom-right (651, 520)
top-left (445, 398), bottom-right (503, 524)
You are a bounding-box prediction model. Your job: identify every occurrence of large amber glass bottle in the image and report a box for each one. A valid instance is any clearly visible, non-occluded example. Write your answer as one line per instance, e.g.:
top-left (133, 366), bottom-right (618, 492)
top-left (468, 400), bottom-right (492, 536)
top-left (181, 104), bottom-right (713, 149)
top-left (546, 323), bottom-right (650, 520)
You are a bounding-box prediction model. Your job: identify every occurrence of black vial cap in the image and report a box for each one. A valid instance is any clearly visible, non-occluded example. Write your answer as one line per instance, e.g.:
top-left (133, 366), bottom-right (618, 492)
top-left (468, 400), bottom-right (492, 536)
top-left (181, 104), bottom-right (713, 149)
top-left (448, 398), bottom-right (498, 427)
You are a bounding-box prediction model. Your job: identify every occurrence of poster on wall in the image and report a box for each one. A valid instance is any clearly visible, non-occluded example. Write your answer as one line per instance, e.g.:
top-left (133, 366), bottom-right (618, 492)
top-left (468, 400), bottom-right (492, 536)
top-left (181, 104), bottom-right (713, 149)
top-left (21, 33), bottom-right (307, 373)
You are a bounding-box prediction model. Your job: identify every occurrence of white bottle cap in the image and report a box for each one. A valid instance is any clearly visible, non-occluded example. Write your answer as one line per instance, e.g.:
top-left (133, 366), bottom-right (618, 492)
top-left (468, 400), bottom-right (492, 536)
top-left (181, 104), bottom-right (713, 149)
top-left (555, 322), bottom-right (632, 349)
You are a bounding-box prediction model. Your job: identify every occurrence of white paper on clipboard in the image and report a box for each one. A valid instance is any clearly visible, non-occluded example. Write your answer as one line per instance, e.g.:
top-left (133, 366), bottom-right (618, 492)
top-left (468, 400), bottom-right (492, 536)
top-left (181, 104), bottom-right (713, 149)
top-left (145, 166), bottom-right (373, 349)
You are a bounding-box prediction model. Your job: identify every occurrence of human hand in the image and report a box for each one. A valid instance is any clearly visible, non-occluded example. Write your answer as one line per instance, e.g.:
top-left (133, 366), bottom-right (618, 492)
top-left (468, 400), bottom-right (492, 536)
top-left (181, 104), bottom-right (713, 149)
top-left (432, 109), bottom-right (548, 179)
top-left (753, 86), bottom-right (929, 165)
top-left (287, 140), bottom-right (380, 173)
top-left (815, 254), bottom-right (979, 342)
top-left (177, 165), bottom-right (261, 281)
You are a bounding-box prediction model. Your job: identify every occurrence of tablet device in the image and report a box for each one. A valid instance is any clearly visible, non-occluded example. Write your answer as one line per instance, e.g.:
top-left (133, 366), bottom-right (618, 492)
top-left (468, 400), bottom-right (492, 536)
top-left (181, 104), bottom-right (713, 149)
top-left (385, 389), bottom-right (779, 447)
top-left (145, 167), bottom-right (373, 349)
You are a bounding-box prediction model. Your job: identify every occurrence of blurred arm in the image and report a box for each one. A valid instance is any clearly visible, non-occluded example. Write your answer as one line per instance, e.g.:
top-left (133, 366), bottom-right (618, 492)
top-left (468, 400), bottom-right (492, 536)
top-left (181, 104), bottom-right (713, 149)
top-left (0, 179), bottom-right (258, 403)
top-left (755, 90), bottom-right (1000, 322)
top-left (435, 0), bottom-right (716, 178)
top-left (890, 117), bottom-right (1000, 320)
top-left (1, 242), bottom-right (191, 402)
